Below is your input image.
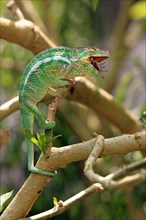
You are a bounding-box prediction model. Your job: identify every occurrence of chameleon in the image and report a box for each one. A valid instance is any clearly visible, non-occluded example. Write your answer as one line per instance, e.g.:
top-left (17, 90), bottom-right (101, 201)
top-left (19, 46), bottom-right (110, 176)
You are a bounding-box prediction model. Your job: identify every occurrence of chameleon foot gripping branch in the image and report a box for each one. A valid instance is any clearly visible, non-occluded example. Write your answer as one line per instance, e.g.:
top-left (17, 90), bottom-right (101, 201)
top-left (19, 46), bottom-right (110, 176)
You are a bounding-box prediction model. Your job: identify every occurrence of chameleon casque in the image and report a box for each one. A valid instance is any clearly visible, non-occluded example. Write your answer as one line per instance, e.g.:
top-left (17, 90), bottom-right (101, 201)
top-left (19, 46), bottom-right (110, 176)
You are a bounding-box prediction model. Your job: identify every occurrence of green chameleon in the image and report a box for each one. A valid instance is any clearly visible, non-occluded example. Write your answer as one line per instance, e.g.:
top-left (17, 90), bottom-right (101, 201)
top-left (19, 46), bottom-right (110, 176)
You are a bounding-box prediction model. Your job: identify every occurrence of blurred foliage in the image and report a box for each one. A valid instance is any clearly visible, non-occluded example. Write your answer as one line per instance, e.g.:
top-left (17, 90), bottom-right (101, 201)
top-left (0, 190), bottom-right (13, 213)
top-left (129, 1), bottom-right (146, 20)
top-left (83, 0), bottom-right (99, 11)
top-left (0, 0), bottom-right (145, 219)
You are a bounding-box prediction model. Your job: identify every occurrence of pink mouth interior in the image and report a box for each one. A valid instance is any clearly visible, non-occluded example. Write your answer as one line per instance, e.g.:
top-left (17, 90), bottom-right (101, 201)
top-left (88, 56), bottom-right (109, 78)
top-left (89, 56), bottom-right (109, 63)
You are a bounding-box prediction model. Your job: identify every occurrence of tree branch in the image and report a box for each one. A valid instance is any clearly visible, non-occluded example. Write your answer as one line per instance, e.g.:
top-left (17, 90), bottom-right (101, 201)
top-left (21, 159), bottom-right (146, 220)
top-left (7, 0), bottom-right (25, 20)
top-left (0, 78), bottom-right (142, 133)
top-left (1, 131), bottom-right (145, 219)
top-left (84, 134), bottom-right (146, 188)
top-left (0, 96), bottom-right (19, 120)
top-left (0, 7), bottom-right (144, 219)
top-left (15, 0), bottom-right (51, 36)
top-left (20, 183), bottom-right (103, 220)
top-left (0, 17), bottom-right (56, 54)
top-left (106, 158), bottom-right (146, 180)
top-left (66, 77), bottom-right (142, 133)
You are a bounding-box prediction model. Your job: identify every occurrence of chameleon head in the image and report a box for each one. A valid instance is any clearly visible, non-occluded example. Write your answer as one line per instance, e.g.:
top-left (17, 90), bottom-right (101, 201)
top-left (76, 47), bottom-right (111, 78)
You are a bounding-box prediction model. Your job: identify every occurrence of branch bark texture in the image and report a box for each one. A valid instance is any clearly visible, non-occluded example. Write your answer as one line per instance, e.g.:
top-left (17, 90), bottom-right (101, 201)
top-left (67, 78), bottom-right (142, 133)
top-left (0, 78), bottom-right (142, 134)
top-left (0, 17), bottom-right (56, 54)
top-left (21, 183), bottom-right (103, 220)
top-left (1, 131), bottom-right (145, 219)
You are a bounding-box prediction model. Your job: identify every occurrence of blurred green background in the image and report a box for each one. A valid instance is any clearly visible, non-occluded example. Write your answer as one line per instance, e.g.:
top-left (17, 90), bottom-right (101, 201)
top-left (0, 0), bottom-right (146, 219)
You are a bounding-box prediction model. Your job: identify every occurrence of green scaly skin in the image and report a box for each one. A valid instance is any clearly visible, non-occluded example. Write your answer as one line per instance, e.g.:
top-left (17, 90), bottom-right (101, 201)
top-left (19, 46), bottom-right (110, 176)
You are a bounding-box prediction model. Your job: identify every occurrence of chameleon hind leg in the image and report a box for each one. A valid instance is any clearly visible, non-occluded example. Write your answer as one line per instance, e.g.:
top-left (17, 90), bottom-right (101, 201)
top-left (26, 101), bottom-right (55, 129)
top-left (24, 102), bottom-right (56, 176)
top-left (27, 139), bottom-right (56, 176)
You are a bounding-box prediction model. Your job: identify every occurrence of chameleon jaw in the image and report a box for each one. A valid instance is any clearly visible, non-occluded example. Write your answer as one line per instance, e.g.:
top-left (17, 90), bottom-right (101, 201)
top-left (82, 55), bottom-right (109, 79)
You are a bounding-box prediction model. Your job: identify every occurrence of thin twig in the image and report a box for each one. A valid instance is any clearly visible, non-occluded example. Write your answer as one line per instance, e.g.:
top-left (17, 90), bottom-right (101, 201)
top-left (106, 157), bottom-right (146, 180)
top-left (84, 137), bottom-right (146, 188)
top-left (84, 135), bottom-right (105, 183)
top-left (7, 0), bottom-right (24, 20)
top-left (46, 91), bottom-right (66, 156)
top-left (113, 172), bottom-right (146, 188)
top-left (15, 0), bottom-right (50, 36)
top-left (20, 183), bottom-right (103, 220)
top-left (47, 91), bottom-right (65, 122)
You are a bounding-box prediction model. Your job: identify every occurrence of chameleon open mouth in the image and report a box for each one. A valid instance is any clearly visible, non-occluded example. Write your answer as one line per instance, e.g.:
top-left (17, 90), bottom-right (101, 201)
top-left (88, 55), bottom-right (109, 78)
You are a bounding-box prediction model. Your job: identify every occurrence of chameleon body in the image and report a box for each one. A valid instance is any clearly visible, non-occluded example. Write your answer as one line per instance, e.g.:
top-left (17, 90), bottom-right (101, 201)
top-left (19, 46), bottom-right (110, 176)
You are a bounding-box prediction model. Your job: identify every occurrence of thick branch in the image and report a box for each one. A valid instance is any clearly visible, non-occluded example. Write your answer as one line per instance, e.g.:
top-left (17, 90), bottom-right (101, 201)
top-left (0, 17), bottom-right (56, 54)
top-left (15, 0), bottom-right (50, 36)
top-left (0, 96), bottom-right (19, 120)
top-left (0, 78), bottom-right (142, 133)
top-left (67, 77), bottom-right (142, 133)
top-left (0, 12), bottom-right (144, 220)
top-left (1, 131), bottom-right (145, 219)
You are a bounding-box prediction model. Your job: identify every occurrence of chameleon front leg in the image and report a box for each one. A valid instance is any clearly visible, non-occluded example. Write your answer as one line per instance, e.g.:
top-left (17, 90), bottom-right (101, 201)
top-left (26, 101), bottom-right (55, 129)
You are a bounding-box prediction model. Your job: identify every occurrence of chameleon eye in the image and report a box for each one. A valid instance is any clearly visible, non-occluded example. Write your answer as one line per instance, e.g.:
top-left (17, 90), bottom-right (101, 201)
top-left (88, 47), bottom-right (96, 52)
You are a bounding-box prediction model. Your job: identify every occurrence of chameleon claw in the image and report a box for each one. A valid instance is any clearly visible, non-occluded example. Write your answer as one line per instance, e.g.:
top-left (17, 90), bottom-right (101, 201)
top-left (45, 120), bottom-right (56, 129)
top-left (28, 166), bottom-right (57, 176)
top-left (39, 120), bottom-right (55, 129)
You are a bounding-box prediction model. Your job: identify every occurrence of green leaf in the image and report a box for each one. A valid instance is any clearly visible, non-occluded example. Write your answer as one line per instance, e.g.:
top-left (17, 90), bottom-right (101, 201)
top-left (44, 130), bottom-right (51, 147)
top-left (0, 191), bottom-right (14, 213)
top-left (52, 134), bottom-right (62, 142)
top-left (45, 129), bottom-right (52, 140)
top-left (93, 132), bottom-right (98, 137)
top-left (53, 197), bottom-right (58, 207)
top-left (31, 137), bottom-right (40, 147)
top-left (37, 131), bottom-right (51, 153)
top-left (25, 129), bottom-right (40, 147)
top-left (37, 132), bottom-right (44, 147)
top-left (82, 0), bottom-right (99, 11)
top-left (91, 0), bottom-right (99, 11)
top-left (25, 129), bottom-right (61, 153)
top-left (36, 132), bottom-right (45, 152)
top-left (140, 117), bottom-right (146, 128)
top-left (129, 1), bottom-right (146, 20)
